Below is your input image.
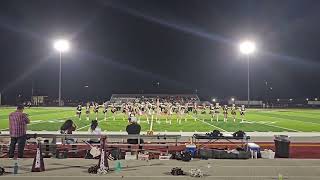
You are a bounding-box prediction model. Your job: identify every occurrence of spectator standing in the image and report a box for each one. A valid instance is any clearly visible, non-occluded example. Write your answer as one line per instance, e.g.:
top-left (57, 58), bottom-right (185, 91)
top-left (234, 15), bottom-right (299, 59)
top-left (8, 105), bottom-right (30, 159)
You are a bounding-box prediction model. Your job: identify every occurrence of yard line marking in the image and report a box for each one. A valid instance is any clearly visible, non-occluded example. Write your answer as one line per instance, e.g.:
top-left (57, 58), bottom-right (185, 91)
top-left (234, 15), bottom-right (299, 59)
top-left (246, 120), bottom-right (300, 132)
top-left (0, 115), bottom-right (75, 131)
top-left (190, 114), bottom-right (227, 132)
top-left (280, 118), bottom-right (320, 126)
top-left (28, 115), bottom-right (75, 125)
top-left (269, 116), bottom-right (320, 125)
top-left (77, 124), bottom-right (91, 131)
top-left (149, 118), bottom-right (154, 132)
top-left (200, 120), bottom-right (227, 132)
top-left (257, 113), bottom-right (320, 126)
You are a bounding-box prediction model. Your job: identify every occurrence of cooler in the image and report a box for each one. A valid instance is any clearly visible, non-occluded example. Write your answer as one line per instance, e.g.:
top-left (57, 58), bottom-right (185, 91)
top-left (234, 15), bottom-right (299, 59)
top-left (185, 144), bottom-right (197, 157)
top-left (247, 143), bottom-right (260, 158)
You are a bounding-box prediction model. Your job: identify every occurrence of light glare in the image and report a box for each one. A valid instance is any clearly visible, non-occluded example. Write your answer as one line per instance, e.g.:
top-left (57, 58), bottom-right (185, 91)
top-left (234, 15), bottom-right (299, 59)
top-left (239, 40), bottom-right (256, 55)
top-left (54, 39), bottom-right (70, 52)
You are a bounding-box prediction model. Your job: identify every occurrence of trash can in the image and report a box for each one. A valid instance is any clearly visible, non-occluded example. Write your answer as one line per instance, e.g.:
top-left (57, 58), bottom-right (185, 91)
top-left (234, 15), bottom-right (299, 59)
top-left (274, 135), bottom-right (290, 158)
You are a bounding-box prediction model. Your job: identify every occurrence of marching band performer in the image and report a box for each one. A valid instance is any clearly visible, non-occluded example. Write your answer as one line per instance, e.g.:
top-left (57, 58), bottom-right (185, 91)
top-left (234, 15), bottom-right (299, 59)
top-left (223, 105), bottom-right (228, 122)
top-left (193, 103), bottom-right (198, 121)
top-left (137, 103), bottom-right (143, 124)
top-left (183, 104), bottom-right (188, 122)
top-left (231, 104), bottom-right (237, 122)
top-left (166, 103), bottom-right (173, 124)
top-left (76, 104), bottom-right (82, 120)
top-left (85, 103), bottom-right (90, 121)
top-left (93, 103), bottom-right (99, 120)
top-left (146, 103), bottom-right (152, 124)
top-left (174, 104), bottom-right (180, 123)
top-left (177, 105), bottom-right (183, 124)
top-left (240, 105), bottom-right (246, 122)
top-left (210, 104), bottom-right (215, 122)
top-left (164, 103), bottom-right (169, 124)
top-left (214, 103), bottom-right (220, 122)
top-left (103, 102), bottom-right (108, 120)
top-left (155, 99), bottom-right (161, 124)
top-left (111, 104), bottom-right (117, 121)
top-left (193, 103), bottom-right (198, 114)
top-left (27, 101), bottom-right (32, 108)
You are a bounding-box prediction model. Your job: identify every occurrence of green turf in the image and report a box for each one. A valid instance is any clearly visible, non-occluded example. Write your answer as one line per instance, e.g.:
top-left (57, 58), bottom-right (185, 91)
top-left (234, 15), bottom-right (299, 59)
top-left (0, 107), bottom-right (320, 132)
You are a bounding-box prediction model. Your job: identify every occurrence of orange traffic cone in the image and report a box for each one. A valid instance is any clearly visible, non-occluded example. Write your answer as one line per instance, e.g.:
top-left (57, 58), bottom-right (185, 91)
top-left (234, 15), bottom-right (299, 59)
top-left (31, 140), bottom-right (45, 172)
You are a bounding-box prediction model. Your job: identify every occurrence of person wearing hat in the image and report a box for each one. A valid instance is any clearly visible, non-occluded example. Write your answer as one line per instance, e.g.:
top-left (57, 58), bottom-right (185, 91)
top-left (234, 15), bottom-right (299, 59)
top-left (126, 116), bottom-right (143, 145)
top-left (8, 105), bottom-right (30, 159)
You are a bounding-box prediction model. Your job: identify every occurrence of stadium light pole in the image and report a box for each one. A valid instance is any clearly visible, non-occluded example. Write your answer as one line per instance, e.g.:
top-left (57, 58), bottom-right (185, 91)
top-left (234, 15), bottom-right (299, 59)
top-left (239, 40), bottom-right (256, 107)
top-left (53, 39), bottom-right (70, 106)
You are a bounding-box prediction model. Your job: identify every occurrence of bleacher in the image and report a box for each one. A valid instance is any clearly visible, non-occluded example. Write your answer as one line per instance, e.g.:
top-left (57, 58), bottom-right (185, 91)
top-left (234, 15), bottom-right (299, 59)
top-left (109, 94), bottom-right (200, 104)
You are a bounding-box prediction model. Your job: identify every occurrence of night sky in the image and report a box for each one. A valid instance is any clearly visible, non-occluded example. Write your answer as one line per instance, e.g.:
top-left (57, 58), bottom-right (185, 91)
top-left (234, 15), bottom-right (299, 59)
top-left (0, 0), bottom-right (320, 103)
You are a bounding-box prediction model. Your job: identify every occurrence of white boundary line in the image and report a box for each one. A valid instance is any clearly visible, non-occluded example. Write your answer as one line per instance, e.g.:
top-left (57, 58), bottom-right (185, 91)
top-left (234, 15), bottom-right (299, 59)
top-left (255, 113), bottom-right (320, 126)
top-left (246, 114), bottom-right (302, 132)
top-left (246, 120), bottom-right (300, 132)
top-left (199, 120), bottom-right (227, 132)
top-left (0, 115), bottom-right (75, 131)
top-left (190, 114), bottom-right (227, 132)
top-left (77, 124), bottom-right (91, 131)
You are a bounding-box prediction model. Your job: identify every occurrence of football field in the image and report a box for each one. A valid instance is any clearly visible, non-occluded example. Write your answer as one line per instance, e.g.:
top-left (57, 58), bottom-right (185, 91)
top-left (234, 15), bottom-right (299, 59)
top-left (0, 107), bottom-right (320, 132)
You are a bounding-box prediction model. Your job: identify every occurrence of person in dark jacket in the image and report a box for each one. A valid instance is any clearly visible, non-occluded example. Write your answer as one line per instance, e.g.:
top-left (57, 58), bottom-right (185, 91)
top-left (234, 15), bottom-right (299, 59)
top-left (126, 117), bottom-right (143, 145)
top-left (60, 119), bottom-right (77, 144)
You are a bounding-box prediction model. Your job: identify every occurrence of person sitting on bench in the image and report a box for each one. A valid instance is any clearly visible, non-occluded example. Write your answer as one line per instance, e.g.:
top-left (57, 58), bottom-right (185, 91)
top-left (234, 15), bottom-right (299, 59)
top-left (87, 120), bottom-right (101, 143)
top-left (60, 119), bottom-right (77, 144)
top-left (126, 117), bottom-right (143, 145)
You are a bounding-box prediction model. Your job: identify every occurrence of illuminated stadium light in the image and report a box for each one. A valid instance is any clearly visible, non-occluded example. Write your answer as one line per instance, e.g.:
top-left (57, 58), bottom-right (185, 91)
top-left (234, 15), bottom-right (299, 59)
top-left (306, 98), bottom-right (309, 101)
top-left (54, 39), bottom-right (70, 52)
top-left (53, 39), bottom-right (71, 106)
top-left (231, 98), bottom-right (235, 102)
top-left (212, 98), bottom-right (216, 102)
top-left (277, 99), bottom-right (280, 102)
top-left (289, 98), bottom-right (293, 101)
top-left (239, 40), bottom-right (256, 55)
top-left (239, 40), bottom-right (256, 107)
top-left (315, 98), bottom-right (318, 101)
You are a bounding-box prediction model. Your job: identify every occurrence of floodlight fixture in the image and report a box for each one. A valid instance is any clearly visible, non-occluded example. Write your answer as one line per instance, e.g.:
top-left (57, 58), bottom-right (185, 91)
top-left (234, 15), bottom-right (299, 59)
top-left (239, 40), bottom-right (256, 55)
top-left (53, 39), bottom-right (71, 106)
top-left (54, 39), bottom-right (70, 53)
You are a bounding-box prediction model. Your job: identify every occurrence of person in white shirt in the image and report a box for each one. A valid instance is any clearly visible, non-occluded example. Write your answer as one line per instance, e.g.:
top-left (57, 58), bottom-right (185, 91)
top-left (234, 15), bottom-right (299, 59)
top-left (87, 120), bottom-right (101, 143)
